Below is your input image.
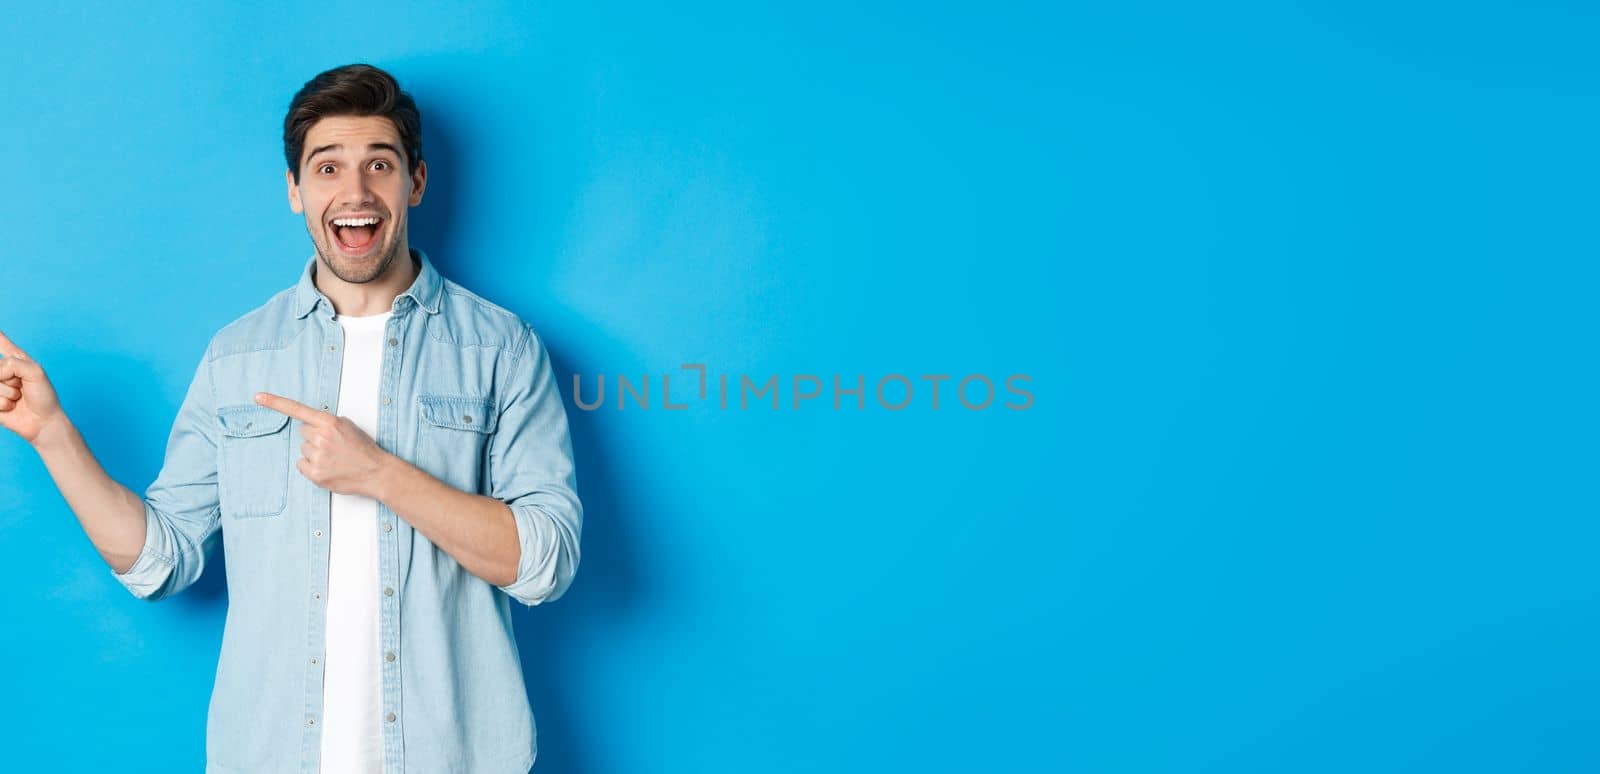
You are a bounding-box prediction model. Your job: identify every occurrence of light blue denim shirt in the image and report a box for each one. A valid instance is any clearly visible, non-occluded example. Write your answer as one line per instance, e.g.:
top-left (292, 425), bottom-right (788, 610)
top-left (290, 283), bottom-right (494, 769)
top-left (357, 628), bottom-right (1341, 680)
top-left (109, 247), bottom-right (582, 773)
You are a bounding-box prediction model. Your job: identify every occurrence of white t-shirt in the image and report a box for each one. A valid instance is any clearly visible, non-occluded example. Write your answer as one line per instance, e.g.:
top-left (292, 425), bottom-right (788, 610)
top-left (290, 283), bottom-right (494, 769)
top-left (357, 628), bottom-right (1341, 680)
top-left (319, 308), bottom-right (392, 773)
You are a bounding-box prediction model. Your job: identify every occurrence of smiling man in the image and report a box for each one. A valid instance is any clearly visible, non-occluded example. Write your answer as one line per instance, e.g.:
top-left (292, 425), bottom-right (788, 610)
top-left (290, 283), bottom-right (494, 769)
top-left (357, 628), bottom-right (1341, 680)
top-left (0, 63), bottom-right (581, 773)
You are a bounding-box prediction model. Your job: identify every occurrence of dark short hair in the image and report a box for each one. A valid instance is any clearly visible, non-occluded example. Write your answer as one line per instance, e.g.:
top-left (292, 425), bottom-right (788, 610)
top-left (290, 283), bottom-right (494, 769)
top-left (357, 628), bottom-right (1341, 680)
top-left (283, 63), bottom-right (423, 184)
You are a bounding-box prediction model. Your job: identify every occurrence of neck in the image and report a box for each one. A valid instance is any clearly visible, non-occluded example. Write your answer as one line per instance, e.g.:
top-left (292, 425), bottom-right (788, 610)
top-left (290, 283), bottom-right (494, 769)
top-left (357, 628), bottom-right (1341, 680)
top-left (315, 241), bottom-right (418, 317)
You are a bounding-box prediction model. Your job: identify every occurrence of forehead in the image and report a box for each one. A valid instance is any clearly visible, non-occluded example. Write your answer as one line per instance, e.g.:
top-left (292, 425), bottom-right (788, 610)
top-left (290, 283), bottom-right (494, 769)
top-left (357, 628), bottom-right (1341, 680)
top-left (301, 115), bottom-right (402, 162)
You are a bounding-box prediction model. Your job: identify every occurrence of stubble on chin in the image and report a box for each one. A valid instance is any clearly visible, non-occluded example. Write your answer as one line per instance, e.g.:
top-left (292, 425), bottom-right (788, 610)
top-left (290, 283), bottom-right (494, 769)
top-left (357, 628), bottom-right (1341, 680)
top-left (315, 231), bottom-right (401, 285)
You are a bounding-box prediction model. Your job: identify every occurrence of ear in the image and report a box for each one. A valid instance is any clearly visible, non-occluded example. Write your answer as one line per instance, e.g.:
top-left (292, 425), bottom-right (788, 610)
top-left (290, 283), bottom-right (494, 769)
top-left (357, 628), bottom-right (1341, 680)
top-left (286, 168), bottom-right (303, 214)
top-left (408, 159), bottom-right (428, 207)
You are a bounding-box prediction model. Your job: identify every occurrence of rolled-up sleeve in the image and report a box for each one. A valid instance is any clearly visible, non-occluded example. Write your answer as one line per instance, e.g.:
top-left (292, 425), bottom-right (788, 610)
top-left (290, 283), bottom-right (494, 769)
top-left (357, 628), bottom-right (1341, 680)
top-left (111, 348), bottom-right (222, 601)
top-left (487, 323), bottom-right (583, 607)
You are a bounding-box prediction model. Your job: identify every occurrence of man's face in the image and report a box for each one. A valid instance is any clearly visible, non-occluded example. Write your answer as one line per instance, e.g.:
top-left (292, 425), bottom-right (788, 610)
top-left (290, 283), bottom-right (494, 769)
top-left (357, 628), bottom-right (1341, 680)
top-left (287, 115), bottom-right (426, 284)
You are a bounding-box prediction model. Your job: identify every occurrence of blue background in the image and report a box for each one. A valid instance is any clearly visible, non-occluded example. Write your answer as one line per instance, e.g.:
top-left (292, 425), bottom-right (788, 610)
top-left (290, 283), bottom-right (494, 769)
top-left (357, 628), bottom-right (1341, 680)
top-left (1, 2), bottom-right (1595, 772)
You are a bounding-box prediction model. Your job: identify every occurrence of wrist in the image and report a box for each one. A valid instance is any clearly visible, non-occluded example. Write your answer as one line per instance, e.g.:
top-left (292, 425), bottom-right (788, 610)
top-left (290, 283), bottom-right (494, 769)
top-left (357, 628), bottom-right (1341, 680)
top-left (371, 450), bottom-right (409, 502)
top-left (29, 414), bottom-right (76, 457)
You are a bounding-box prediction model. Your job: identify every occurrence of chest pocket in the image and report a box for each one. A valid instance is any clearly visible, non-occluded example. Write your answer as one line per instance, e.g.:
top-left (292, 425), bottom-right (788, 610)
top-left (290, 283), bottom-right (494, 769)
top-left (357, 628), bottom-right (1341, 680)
top-left (415, 394), bottom-right (497, 493)
top-left (216, 404), bottom-right (292, 518)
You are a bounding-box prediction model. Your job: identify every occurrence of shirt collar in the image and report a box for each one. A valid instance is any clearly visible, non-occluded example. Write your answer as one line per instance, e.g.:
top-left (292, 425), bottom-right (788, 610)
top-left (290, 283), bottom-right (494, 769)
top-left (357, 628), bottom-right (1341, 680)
top-left (293, 247), bottom-right (443, 319)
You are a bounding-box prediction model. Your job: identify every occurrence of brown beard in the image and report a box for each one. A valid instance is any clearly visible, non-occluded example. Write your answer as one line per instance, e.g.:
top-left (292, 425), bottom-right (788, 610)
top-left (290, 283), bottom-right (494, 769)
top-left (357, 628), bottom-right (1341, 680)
top-left (315, 223), bottom-right (402, 284)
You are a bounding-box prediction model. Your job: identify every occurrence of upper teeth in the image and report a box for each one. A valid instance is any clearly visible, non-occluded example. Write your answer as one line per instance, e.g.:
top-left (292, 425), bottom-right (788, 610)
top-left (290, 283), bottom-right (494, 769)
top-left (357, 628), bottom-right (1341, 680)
top-left (332, 217), bottom-right (379, 226)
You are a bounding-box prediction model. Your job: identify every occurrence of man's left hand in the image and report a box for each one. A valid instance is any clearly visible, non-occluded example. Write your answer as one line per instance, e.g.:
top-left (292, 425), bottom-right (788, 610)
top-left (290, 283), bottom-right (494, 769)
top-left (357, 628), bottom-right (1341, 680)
top-left (254, 391), bottom-right (392, 499)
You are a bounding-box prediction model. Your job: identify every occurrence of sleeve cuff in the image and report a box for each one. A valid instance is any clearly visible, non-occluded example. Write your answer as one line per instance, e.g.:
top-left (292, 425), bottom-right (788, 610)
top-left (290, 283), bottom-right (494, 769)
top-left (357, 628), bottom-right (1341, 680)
top-left (497, 503), bottom-right (562, 606)
top-left (110, 503), bottom-right (177, 600)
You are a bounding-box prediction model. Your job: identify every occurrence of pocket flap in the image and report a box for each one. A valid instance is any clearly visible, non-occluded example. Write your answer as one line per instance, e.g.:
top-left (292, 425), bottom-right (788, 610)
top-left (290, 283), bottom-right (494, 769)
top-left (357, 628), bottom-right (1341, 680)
top-left (418, 394), bottom-right (497, 434)
top-left (217, 404), bottom-right (292, 438)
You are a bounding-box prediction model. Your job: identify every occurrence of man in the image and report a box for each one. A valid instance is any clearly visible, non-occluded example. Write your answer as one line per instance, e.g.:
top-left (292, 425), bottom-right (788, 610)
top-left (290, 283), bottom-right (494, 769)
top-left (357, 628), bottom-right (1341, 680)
top-left (0, 63), bottom-right (581, 773)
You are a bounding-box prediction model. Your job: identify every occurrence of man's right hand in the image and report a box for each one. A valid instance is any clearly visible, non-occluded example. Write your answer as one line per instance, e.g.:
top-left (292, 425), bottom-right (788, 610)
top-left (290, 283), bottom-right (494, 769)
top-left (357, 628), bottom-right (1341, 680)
top-left (0, 330), bottom-right (66, 447)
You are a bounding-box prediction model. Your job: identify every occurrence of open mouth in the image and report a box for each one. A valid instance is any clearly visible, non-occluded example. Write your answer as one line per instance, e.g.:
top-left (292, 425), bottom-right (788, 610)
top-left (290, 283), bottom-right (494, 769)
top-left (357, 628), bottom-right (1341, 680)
top-left (328, 215), bottom-right (385, 255)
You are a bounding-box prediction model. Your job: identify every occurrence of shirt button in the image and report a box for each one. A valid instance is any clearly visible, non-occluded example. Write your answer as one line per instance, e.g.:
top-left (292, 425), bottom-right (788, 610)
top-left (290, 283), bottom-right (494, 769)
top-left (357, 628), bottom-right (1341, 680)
top-left (382, 522), bottom-right (392, 532)
top-left (388, 338), bottom-right (398, 346)
top-left (386, 712), bottom-right (396, 723)
top-left (313, 591), bottom-right (321, 600)
top-left (383, 587), bottom-right (394, 597)
top-left (321, 403), bottom-right (329, 410)
top-left (310, 657), bottom-right (318, 665)
top-left (328, 345), bottom-right (336, 351)
top-left (462, 414), bottom-right (472, 423)
top-left (308, 716), bottom-right (317, 726)
top-left (383, 396), bottom-right (391, 405)
top-left (385, 651), bottom-right (396, 662)
top-left (313, 529), bottom-right (323, 538)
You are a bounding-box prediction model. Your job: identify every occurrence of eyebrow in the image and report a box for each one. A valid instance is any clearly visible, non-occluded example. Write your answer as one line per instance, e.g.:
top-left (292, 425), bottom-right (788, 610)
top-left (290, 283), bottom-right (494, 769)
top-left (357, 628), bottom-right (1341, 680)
top-left (305, 142), bottom-right (404, 165)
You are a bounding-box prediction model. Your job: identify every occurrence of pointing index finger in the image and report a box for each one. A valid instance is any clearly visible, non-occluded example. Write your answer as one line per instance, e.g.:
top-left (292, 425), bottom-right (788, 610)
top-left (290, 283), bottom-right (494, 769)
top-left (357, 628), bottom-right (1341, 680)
top-left (254, 392), bottom-right (327, 425)
top-left (0, 329), bottom-right (29, 360)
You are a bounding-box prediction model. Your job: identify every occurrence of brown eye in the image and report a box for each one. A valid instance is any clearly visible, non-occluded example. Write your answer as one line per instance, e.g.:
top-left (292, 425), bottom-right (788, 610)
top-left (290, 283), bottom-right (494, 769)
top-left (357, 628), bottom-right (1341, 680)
top-left (372, 160), bottom-right (390, 171)
top-left (319, 164), bottom-right (335, 174)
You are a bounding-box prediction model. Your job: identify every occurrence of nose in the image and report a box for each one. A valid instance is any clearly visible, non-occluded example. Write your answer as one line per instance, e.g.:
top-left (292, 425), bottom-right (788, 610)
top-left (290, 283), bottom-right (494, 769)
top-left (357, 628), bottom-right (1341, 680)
top-left (336, 170), bottom-right (376, 209)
